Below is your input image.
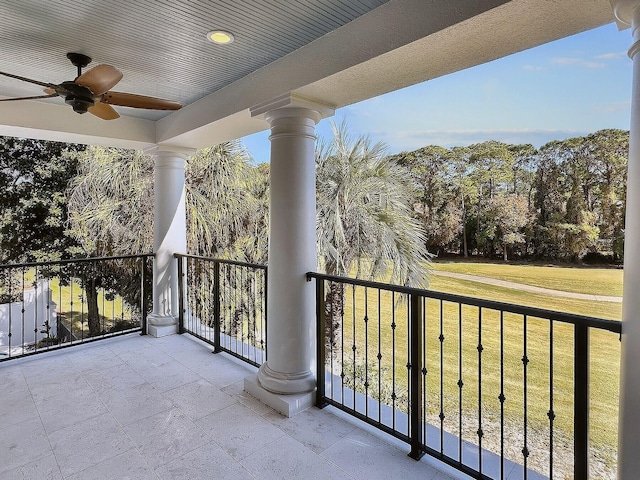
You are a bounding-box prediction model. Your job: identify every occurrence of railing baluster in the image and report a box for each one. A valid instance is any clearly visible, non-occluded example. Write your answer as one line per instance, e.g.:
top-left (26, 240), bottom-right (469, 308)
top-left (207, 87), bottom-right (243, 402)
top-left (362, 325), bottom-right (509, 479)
top-left (574, 322), bottom-right (590, 480)
top-left (458, 302), bottom-right (463, 463)
top-left (177, 254), bottom-right (185, 334)
top-left (439, 299), bottom-right (444, 454)
top-left (478, 306), bottom-right (483, 475)
top-left (409, 293), bottom-right (424, 460)
top-left (8, 267), bottom-right (13, 356)
top-left (352, 284), bottom-right (357, 412)
top-left (141, 256), bottom-right (148, 335)
top-left (252, 269), bottom-right (258, 363)
top-left (422, 296), bottom-right (427, 447)
top-left (549, 320), bottom-right (555, 479)
top-left (341, 282), bottom-right (346, 406)
top-left (364, 287), bottom-right (369, 418)
top-left (58, 269), bottom-right (63, 344)
top-left (21, 268), bottom-right (25, 351)
top-left (377, 289), bottom-right (382, 423)
top-left (213, 260), bottom-right (221, 354)
top-left (330, 281), bottom-right (336, 402)
top-left (315, 276), bottom-right (327, 408)
top-left (263, 266), bottom-right (268, 362)
top-left (100, 261), bottom-right (105, 335)
top-left (499, 311), bottom-right (505, 480)
top-left (406, 295), bottom-right (411, 436)
top-left (392, 291), bottom-right (397, 430)
top-left (33, 266), bottom-right (39, 352)
top-left (523, 314), bottom-right (529, 479)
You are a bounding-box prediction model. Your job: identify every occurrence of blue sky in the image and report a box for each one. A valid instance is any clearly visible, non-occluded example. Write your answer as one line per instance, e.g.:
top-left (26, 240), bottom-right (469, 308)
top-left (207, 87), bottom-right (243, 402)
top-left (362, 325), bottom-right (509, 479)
top-left (241, 22), bottom-right (632, 164)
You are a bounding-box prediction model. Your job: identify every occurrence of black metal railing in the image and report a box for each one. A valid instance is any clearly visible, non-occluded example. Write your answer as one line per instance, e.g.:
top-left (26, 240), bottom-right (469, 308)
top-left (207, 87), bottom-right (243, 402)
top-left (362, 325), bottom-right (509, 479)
top-left (175, 254), bottom-right (267, 367)
top-left (307, 271), bottom-right (622, 480)
top-left (0, 254), bottom-right (153, 361)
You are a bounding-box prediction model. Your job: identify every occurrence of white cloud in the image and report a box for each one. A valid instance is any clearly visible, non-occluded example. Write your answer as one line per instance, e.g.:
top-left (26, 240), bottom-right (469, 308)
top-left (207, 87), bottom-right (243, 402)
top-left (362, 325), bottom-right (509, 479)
top-left (552, 57), bottom-right (581, 65)
top-left (595, 52), bottom-right (627, 60)
top-left (552, 57), bottom-right (606, 68)
top-left (582, 61), bottom-right (607, 68)
top-left (522, 64), bottom-right (544, 71)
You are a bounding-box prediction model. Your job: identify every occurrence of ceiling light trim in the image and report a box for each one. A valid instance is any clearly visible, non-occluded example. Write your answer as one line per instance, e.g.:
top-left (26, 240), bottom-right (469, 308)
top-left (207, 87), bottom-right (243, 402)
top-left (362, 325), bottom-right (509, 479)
top-left (207, 30), bottom-right (235, 44)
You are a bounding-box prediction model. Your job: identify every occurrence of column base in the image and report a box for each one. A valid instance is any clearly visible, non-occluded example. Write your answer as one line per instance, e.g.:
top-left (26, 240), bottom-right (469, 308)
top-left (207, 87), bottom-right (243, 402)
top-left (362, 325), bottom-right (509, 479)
top-left (147, 314), bottom-right (178, 338)
top-left (244, 375), bottom-right (315, 417)
top-left (257, 361), bottom-right (316, 394)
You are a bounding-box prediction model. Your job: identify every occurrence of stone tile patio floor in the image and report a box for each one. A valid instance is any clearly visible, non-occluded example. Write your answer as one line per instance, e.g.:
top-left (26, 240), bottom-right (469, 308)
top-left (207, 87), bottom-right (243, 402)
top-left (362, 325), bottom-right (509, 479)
top-left (0, 333), bottom-right (457, 480)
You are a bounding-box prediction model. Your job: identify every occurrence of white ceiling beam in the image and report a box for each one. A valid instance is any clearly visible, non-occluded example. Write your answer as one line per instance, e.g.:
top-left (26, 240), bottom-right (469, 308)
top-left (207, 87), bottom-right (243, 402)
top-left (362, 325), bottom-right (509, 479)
top-left (0, 97), bottom-right (156, 149)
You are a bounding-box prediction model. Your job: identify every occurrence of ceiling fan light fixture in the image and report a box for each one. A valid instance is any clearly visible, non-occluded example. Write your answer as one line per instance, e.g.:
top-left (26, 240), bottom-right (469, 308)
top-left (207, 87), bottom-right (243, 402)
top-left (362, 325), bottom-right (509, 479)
top-left (207, 30), bottom-right (234, 45)
top-left (65, 95), bottom-right (94, 114)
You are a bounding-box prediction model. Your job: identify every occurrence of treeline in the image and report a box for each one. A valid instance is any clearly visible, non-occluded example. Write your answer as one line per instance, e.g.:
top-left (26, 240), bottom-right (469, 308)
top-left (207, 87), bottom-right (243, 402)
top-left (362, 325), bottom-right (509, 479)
top-left (389, 129), bottom-right (629, 263)
top-left (0, 127), bottom-right (629, 269)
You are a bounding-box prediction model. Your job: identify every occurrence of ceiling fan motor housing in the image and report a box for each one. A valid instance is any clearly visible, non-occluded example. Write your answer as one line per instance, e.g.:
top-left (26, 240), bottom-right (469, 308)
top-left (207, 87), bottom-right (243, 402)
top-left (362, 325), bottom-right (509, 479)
top-left (65, 95), bottom-right (93, 114)
top-left (60, 81), bottom-right (94, 114)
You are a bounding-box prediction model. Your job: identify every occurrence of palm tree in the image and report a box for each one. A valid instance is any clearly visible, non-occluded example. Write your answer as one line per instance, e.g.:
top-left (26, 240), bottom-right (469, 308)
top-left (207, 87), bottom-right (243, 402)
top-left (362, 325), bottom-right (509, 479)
top-left (316, 122), bottom-right (431, 348)
top-left (186, 142), bottom-right (267, 261)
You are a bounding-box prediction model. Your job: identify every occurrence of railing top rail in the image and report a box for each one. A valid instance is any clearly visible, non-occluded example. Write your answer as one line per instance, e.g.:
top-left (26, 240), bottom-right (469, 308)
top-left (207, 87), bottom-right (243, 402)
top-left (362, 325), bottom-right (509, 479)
top-left (174, 253), bottom-right (267, 271)
top-left (306, 271), bottom-right (622, 334)
top-left (0, 253), bottom-right (155, 270)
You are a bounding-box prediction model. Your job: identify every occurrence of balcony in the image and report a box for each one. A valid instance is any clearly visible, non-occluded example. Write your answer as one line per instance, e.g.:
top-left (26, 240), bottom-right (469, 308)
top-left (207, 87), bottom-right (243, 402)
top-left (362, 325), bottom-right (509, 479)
top-left (1, 332), bottom-right (458, 480)
top-left (0, 255), bottom-right (622, 479)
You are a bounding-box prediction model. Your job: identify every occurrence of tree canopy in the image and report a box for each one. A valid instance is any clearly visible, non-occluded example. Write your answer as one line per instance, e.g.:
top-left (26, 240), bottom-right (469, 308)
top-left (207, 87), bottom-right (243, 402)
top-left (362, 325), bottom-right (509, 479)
top-left (0, 137), bottom-right (84, 262)
top-left (392, 129), bottom-right (629, 262)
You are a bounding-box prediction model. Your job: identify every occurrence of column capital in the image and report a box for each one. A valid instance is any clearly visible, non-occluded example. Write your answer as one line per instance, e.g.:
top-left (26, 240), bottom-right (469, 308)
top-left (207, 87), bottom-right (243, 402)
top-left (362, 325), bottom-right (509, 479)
top-left (144, 144), bottom-right (195, 160)
top-left (610, 0), bottom-right (640, 28)
top-left (250, 93), bottom-right (335, 123)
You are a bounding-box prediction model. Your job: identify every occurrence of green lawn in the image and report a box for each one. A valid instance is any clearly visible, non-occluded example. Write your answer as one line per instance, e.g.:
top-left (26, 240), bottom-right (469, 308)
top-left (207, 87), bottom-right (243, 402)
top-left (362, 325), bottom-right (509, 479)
top-left (47, 277), bottom-right (136, 338)
top-left (333, 260), bottom-right (622, 476)
top-left (428, 274), bottom-right (622, 321)
top-left (432, 260), bottom-right (623, 297)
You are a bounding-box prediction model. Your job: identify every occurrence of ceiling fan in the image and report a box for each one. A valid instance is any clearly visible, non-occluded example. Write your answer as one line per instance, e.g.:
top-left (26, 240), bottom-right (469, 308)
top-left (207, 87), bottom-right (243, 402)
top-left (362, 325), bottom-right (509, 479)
top-left (0, 53), bottom-right (182, 120)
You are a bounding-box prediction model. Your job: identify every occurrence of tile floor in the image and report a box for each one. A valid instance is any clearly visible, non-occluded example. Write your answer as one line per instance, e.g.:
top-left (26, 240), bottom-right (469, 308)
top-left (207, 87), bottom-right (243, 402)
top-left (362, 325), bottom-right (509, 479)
top-left (0, 333), bottom-right (458, 480)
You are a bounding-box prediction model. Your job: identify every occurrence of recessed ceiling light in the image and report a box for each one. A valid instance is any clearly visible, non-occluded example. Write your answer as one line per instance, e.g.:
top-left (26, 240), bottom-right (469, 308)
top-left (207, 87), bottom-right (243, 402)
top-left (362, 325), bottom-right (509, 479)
top-left (207, 30), bottom-right (234, 45)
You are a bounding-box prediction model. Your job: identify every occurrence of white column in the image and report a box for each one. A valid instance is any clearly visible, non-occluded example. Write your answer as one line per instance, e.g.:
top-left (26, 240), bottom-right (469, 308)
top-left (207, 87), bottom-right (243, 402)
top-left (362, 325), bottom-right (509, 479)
top-left (611, 1), bottom-right (640, 478)
top-left (147, 148), bottom-right (188, 338)
top-left (259, 106), bottom-right (320, 393)
top-left (245, 95), bottom-right (334, 415)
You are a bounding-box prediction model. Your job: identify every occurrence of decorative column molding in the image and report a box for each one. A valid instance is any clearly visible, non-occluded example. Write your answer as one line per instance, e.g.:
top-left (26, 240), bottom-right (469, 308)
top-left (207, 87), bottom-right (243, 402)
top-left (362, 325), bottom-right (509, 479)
top-left (610, 1), bottom-right (640, 478)
top-left (244, 94), bottom-right (334, 416)
top-left (146, 146), bottom-right (191, 338)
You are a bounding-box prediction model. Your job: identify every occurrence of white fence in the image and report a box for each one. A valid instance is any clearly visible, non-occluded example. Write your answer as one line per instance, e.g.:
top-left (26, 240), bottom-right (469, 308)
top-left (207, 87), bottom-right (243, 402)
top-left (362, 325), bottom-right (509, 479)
top-left (0, 280), bottom-right (57, 353)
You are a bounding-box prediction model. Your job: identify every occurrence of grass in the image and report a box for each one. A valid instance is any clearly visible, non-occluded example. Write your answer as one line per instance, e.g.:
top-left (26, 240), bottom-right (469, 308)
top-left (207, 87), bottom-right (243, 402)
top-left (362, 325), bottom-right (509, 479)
top-left (428, 275), bottom-right (622, 321)
top-left (432, 260), bottom-right (623, 297)
top-left (330, 260), bottom-right (622, 477)
top-left (49, 278), bottom-right (136, 337)
top-left (17, 273), bottom-right (137, 338)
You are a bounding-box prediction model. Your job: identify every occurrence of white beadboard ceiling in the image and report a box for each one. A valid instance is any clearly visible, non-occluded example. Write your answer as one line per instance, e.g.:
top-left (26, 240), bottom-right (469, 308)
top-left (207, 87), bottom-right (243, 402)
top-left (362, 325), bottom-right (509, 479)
top-left (0, 0), bottom-right (619, 149)
top-left (0, 0), bottom-right (390, 120)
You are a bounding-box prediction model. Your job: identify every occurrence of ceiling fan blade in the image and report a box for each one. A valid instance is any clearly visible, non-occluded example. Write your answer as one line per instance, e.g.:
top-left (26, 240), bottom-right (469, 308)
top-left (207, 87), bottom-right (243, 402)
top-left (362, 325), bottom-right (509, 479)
top-left (0, 70), bottom-right (57, 89)
top-left (75, 64), bottom-right (123, 95)
top-left (101, 91), bottom-right (181, 110)
top-left (88, 102), bottom-right (120, 120)
top-left (0, 93), bottom-right (58, 102)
